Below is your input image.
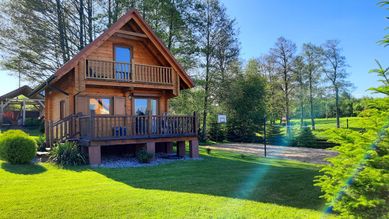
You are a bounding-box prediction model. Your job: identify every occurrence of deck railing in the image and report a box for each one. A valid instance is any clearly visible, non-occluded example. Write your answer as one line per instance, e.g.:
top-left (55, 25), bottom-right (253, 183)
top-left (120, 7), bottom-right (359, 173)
top-left (85, 59), bottom-right (173, 85)
top-left (47, 112), bottom-right (198, 146)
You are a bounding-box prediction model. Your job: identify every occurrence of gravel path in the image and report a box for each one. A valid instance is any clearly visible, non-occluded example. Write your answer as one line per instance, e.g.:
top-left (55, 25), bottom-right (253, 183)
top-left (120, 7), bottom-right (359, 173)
top-left (205, 143), bottom-right (337, 164)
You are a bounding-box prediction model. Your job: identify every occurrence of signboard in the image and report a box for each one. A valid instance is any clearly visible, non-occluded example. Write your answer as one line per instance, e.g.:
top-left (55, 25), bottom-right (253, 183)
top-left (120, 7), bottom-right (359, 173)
top-left (217, 114), bottom-right (227, 123)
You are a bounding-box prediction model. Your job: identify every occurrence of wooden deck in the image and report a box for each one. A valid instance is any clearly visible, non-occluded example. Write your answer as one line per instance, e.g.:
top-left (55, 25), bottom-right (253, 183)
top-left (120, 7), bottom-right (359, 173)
top-left (47, 112), bottom-right (198, 146)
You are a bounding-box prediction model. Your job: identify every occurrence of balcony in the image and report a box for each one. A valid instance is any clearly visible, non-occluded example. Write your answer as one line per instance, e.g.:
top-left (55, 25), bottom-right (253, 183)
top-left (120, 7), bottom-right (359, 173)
top-left (85, 59), bottom-right (174, 85)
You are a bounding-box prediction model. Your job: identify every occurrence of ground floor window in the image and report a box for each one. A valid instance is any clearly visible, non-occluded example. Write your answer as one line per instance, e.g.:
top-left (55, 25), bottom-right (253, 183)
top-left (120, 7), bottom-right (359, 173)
top-left (89, 97), bottom-right (112, 115)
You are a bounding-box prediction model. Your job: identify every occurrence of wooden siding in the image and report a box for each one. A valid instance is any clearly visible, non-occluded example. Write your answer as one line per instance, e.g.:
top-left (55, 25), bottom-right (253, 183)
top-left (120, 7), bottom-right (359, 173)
top-left (87, 37), bottom-right (162, 66)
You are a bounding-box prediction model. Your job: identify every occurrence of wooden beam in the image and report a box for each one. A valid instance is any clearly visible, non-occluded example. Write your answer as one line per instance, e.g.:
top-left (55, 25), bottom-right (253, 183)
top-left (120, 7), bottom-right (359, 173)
top-left (116, 30), bottom-right (148, 38)
top-left (113, 33), bottom-right (144, 41)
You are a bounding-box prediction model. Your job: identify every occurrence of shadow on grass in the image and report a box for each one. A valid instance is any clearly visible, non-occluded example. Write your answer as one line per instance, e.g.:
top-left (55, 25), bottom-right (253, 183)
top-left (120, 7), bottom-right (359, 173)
top-left (90, 152), bottom-right (326, 211)
top-left (1, 162), bottom-right (47, 175)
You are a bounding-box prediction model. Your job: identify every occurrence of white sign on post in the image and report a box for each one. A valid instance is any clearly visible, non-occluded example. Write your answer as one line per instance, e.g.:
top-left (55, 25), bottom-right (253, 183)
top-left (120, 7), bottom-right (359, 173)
top-left (217, 114), bottom-right (227, 123)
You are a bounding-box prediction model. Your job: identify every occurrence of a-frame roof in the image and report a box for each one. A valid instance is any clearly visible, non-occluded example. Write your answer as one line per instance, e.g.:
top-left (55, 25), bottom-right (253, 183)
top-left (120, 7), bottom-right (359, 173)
top-left (52, 9), bottom-right (194, 88)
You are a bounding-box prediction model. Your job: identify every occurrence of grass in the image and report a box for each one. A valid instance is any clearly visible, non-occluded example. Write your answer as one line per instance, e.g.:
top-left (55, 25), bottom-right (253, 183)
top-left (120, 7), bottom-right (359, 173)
top-left (0, 148), bottom-right (335, 218)
top-left (290, 117), bottom-right (365, 130)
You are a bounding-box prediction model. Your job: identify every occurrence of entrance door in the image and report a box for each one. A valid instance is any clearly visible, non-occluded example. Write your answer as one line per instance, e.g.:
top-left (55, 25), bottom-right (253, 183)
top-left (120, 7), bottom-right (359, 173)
top-left (114, 46), bottom-right (131, 80)
top-left (134, 98), bottom-right (158, 135)
top-left (134, 98), bottom-right (157, 116)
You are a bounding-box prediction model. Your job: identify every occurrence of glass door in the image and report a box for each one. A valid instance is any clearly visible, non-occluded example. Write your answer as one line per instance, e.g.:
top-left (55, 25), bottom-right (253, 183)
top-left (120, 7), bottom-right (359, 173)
top-left (114, 46), bottom-right (131, 80)
top-left (134, 98), bottom-right (157, 116)
top-left (134, 98), bottom-right (158, 134)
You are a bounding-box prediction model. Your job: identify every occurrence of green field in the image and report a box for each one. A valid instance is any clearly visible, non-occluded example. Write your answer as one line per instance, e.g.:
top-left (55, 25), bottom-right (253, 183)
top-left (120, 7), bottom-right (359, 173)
top-left (289, 117), bottom-right (365, 130)
top-left (0, 149), bottom-right (335, 218)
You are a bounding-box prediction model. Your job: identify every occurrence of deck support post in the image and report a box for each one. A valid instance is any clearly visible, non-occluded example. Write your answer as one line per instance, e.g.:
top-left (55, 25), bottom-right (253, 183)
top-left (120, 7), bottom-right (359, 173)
top-left (88, 145), bottom-right (101, 165)
top-left (177, 141), bottom-right (186, 157)
top-left (189, 139), bottom-right (199, 158)
top-left (166, 142), bottom-right (173, 154)
top-left (146, 142), bottom-right (155, 160)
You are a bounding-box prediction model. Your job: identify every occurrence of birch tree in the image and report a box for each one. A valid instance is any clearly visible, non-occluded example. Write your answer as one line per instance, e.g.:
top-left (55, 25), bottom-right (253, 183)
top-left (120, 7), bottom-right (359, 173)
top-left (322, 40), bottom-right (350, 128)
top-left (270, 37), bottom-right (296, 134)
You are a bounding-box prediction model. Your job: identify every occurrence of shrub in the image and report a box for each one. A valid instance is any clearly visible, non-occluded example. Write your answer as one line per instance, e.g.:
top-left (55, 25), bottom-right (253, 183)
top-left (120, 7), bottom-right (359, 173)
top-left (315, 98), bottom-right (389, 218)
top-left (136, 149), bottom-right (154, 163)
top-left (293, 127), bottom-right (317, 147)
top-left (0, 130), bottom-right (36, 164)
top-left (49, 142), bottom-right (86, 166)
top-left (206, 147), bottom-right (212, 154)
top-left (36, 135), bottom-right (46, 152)
top-left (209, 122), bottom-right (226, 142)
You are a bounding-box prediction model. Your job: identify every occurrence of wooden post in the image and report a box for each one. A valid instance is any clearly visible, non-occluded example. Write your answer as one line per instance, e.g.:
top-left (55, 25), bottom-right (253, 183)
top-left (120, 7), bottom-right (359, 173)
top-left (132, 62), bottom-right (136, 82)
top-left (90, 110), bottom-right (95, 139)
top-left (22, 99), bottom-right (26, 126)
top-left (148, 113), bottom-right (152, 136)
top-left (49, 121), bottom-right (54, 147)
top-left (346, 118), bottom-right (349, 129)
top-left (193, 112), bottom-right (198, 136)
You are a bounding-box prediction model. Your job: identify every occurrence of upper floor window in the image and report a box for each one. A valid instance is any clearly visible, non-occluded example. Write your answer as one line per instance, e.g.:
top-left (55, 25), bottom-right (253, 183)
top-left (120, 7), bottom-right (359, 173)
top-left (115, 46), bottom-right (131, 80)
top-left (115, 46), bottom-right (131, 63)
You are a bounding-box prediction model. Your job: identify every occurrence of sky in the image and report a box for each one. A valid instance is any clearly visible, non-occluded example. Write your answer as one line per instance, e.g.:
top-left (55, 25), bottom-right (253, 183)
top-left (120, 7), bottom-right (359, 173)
top-left (220, 0), bottom-right (389, 97)
top-left (0, 0), bottom-right (388, 98)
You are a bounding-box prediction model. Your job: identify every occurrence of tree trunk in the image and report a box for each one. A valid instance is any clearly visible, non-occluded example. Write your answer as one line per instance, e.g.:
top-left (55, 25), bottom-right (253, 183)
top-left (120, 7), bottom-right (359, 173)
top-left (167, 0), bottom-right (175, 50)
top-left (201, 1), bottom-right (211, 142)
top-left (87, 0), bottom-right (93, 43)
top-left (56, 0), bottom-right (67, 63)
top-left (79, 0), bottom-right (84, 50)
top-left (284, 69), bottom-right (290, 136)
top-left (309, 77), bottom-right (315, 130)
top-left (335, 86), bottom-right (340, 128)
top-left (300, 96), bottom-right (304, 128)
top-left (108, 0), bottom-right (112, 27)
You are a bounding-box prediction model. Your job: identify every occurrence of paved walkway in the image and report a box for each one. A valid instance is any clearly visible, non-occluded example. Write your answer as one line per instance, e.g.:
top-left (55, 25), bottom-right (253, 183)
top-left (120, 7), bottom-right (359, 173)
top-left (205, 143), bottom-right (337, 164)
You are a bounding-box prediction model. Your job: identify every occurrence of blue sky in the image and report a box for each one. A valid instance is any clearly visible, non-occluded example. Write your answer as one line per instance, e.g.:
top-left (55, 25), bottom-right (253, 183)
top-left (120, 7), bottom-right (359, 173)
top-left (221, 0), bottom-right (389, 97)
top-left (0, 0), bottom-right (388, 98)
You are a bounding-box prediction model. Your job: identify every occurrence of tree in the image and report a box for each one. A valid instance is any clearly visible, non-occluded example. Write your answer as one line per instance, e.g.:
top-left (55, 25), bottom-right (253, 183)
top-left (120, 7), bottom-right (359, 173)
top-left (260, 55), bottom-right (283, 124)
top-left (322, 40), bottom-right (351, 128)
top-left (293, 56), bottom-right (307, 128)
top-left (193, 0), bottom-right (236, 141)
top-left (225, 60), bottom-right (267, 142)
top-left (301, 43), bottom-right (323, 130)
top-left (270, 37), bottom-right (297, 134)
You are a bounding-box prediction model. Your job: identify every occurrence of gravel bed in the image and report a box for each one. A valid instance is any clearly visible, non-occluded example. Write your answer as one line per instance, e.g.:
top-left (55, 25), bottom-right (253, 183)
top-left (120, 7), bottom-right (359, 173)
top-left (95, 155), bottom-right (202, 168)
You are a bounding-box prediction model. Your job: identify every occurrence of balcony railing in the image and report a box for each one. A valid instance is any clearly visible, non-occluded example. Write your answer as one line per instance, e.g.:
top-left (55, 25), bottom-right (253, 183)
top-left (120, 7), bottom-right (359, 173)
top-left (47, 113), bottom-right (198, 146)
top-left (85, 59), bottom-right (173, 85)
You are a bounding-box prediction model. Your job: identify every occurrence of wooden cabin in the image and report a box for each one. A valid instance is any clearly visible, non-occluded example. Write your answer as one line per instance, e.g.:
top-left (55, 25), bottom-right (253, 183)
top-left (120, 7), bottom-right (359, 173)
top-left (31, 9), bottom-right (199, 165)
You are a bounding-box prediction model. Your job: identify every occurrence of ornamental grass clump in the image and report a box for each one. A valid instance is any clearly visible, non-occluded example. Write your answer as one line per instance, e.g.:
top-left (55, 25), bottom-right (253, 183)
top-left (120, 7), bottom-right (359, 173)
top-left (49, 141), bottom-right (86, 166)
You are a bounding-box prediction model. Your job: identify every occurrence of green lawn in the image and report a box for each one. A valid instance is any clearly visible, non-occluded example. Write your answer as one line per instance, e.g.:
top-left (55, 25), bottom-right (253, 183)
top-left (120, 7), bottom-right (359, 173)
top-left (0, 149), bottom-right (335, 218)
top-left (290, 117), bottom-right (364, 129)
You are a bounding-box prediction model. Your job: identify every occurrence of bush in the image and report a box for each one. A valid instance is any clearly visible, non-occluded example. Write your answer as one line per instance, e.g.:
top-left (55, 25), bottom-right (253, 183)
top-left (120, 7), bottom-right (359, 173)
top-left (49, 142), bottom-right (86, 166)
top-left (136, 149), bottom-right (154, 163)
top-left (293, 127), bottom-right (317, 147)
top-left (209, 123), bottom-right (226, 142)
top-left (315, 98), bottom-right (389, 218)
top-left (0, 130), bottom-right (36, 164)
